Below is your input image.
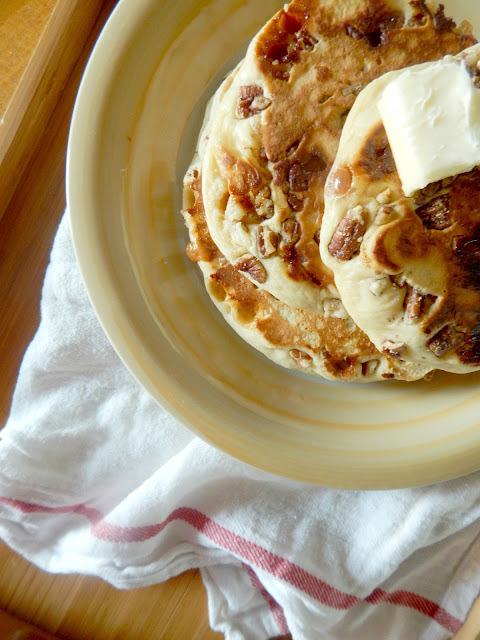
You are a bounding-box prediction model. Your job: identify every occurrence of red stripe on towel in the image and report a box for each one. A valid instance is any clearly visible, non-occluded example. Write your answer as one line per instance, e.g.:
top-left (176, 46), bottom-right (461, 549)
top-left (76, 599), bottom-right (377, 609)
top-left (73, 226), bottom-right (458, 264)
top-left (0, 497), bottom-right (463, 634)
top-left (244, 564), bottom-right (290, 635)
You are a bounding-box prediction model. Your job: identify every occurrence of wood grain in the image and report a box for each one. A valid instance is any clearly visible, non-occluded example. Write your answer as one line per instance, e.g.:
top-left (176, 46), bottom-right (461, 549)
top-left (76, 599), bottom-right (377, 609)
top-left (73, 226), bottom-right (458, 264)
top-left (0, 0), bottom-right (105, 221)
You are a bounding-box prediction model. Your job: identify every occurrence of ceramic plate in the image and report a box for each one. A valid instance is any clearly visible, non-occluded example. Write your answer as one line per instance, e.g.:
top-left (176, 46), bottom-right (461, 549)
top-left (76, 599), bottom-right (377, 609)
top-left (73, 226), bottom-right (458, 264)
top-left (67, 0), bottom-right (480, 488)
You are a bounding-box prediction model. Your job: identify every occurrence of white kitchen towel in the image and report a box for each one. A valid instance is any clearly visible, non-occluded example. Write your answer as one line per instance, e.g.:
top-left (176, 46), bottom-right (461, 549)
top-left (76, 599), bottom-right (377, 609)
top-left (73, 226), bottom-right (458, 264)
top-left (1, 213), bottom-right (480, 640)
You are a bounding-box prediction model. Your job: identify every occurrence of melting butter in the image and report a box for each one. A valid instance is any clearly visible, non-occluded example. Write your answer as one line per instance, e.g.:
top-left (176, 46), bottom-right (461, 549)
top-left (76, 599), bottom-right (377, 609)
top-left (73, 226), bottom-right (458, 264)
top-left (377, 59), bottom-right (480, 196)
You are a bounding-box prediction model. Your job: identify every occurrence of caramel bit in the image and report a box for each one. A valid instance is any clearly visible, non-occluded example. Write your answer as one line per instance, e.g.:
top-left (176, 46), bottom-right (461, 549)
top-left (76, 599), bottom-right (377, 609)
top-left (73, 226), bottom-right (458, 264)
top-left (428, 325), bottom-right (464, 358)
top-left (289, 349), bottom-right (313, 368)
top-left (416, 194), bottom-right (451, 230)
top-left (329, 166), bottom-right (353, 196)
top-left (382, 341), bottom-right (406, 359)
top-left (186, 241), bottom-right (214, 263)
top-left (235, 255), bottom-right (267, 284)
top-left (236, 85), bottom-right (272, 119)
top-left (328, 206), bottom-right (366, 261)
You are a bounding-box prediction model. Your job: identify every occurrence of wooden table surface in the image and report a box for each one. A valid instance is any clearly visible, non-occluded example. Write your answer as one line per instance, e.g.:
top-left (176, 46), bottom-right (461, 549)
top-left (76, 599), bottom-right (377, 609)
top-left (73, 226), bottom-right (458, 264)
top-left (0, 1), bottom-right (232, 638)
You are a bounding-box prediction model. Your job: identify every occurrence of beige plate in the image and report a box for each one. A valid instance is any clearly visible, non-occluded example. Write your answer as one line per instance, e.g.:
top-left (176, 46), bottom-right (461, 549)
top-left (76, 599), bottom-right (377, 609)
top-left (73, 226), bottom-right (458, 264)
top-left (67, 0), bottom-right (480, 489)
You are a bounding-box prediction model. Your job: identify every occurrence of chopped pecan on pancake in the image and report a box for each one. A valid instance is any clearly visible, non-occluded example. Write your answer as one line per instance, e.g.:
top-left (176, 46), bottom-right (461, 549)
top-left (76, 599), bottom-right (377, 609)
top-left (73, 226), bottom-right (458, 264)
top-left (457, 325), bottom-right (480, 365)
top-left (428, 324), bottom-right (464, 357)
top-left (281, 152), bottom-right (328, 193)
top-left (236, 85), bottom-right (272, 119)
top-left (256, 7), bottom-right (318, 81)
top-left (281, 219), bottom-right (301, 244)
top-left (374, 205), bottom-right (394, 225)
top-left (254, 186), bottom-right (274, 219)
top-left (286, 192), bottom-right (304, 212)
top-left (361, 360), bottom-right (379, 376)
top-left (382, 341), bottom-right (406, 359)
top-left (328, 206), bottom-right (366, 260)
top-left (324, 353), bottom-right (358, 377)
top-left (453, 221), bottom-right (480, 292)
top-left (345, 6), bottom-right (405, 48)
top-left (215, 147), bottom-right (262, 197)
top-left (376, 188), bottom-right (393, 204)
top-left (432, 4), bottom-right (456, 33)
top-left (257, 226), bottom-right (280, 258)
top-left (235, 255), bottom-right (267, 284)
top-left (415, 194), bottom-right (452, 230)
top-left (404, 286), bottom-right (437, 324)
top-left (289, 349), bottom-right (313, 367)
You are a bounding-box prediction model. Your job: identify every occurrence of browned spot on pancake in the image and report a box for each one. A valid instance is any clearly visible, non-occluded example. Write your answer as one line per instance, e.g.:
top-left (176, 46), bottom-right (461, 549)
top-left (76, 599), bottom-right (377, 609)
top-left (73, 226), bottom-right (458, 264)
top-left (183, 177), bottom-right (218, 263)
top-left (355, 124), bottom-right (397, 179)
top-left (371, 209), bottom-right (431, 273)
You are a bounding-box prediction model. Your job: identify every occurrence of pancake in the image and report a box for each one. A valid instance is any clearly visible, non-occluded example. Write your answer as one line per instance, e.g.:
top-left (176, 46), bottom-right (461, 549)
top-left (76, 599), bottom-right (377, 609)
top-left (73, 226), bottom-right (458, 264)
top-left (320, 44), bottom-right (480, 374)
top-left (181, 77), bottom-right (431, 382)
top-left (201, 0), bottom-right (475, 313)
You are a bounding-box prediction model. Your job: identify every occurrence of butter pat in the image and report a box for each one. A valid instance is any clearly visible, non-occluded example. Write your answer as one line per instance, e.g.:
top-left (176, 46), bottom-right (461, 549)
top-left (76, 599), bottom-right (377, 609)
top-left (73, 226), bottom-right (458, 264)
top-left (377, 60), bottom-right (480, 196)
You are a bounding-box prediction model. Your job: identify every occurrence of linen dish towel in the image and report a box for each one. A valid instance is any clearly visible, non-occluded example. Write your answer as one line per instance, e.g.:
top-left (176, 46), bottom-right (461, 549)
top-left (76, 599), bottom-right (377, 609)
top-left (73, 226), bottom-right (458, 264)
top-left (1, 213), bottom-right (480, 640)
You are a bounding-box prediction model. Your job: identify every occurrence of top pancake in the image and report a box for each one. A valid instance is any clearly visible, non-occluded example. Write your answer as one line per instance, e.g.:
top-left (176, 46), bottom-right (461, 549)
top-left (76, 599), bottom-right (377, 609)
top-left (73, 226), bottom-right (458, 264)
top-left (201, 0), bottom-right (475, 312)
top-left (320, 44), bottom-right (480, 374)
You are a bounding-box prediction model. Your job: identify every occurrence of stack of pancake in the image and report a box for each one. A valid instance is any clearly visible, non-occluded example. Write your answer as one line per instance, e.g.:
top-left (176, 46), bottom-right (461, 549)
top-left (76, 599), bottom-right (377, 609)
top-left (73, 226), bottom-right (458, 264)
top-left (181, 0), bottom-right (479, 383)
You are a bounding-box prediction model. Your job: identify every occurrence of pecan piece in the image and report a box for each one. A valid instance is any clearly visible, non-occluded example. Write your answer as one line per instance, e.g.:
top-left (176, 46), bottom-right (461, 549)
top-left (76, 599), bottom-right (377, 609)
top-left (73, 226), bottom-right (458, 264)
top-left (428, 325), bottom-right (464, 358)
top-left (361, 360), bottom-right (379, 376)
top-left (289, 349), bottom-right (313, 368)
top-left (257, 226), bottom-right (280, 258)
top-left (420, 181), bottom-right (441, 198)
top-left (416, 194), bottom-right (451, 230)
top-left (376, 188), bottom-right (392, 205)
top-left (281, 219), bottom-right (301, 244)
top-left (375, 205), bottom-right (394, 226)
top-left (215, 147), bottom-right (261, 196)
top-left (286, 192), bottom-right (304, 212)
top-left (382, 341), bottom-right (406, 359)
top-left (236, 85), bottom-right (271, 118)
top-left (235, 255), bottom-right (267, 284)
top-left (288, 163), bottom-right (310, 192)
top-left (404, 286), bottom-right (423, 323)
top-left (328, 206), bottom-right (366, 261)
top-left (254, 186), bottom-right (274, 219)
